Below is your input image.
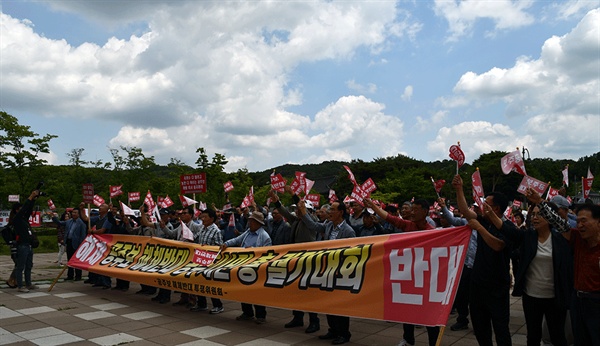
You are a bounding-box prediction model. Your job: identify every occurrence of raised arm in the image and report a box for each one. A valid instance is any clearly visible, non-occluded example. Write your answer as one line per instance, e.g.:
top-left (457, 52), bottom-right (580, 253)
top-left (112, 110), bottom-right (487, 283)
top-left (468, 218), bottom-right (506, 251)
top-left (452, 174), bottom-right (477, 220)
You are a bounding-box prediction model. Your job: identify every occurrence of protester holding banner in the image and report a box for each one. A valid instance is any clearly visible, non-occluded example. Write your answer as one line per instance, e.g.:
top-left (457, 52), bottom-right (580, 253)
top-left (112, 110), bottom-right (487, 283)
top-left (365, 198), bottom-right (441, 346)
top-left (79, 202), bottom-right (113, 288)
top-left (438, 197), bottom-right (477, 332)
top-left (13, 189), bottom-right (41, 293)
top-left (222, 211), bottom-right (272, 324)
top-left (268, 189), bottom-right (321, 334)
top-left (452, 174), bottom-right (515, 346)
top-left (190, 208), bottom-right (225, 314)
top-left (52, 208), bottom-right (87, 281)
top-left (525, 188), bottom-right (600, 346)
top-left (298, 200), bottom-right (354, 345)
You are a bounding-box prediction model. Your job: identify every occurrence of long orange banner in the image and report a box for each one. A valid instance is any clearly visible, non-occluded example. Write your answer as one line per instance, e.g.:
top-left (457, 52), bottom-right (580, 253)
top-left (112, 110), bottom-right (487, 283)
top-left (68, 226), bottom-right (471, 326)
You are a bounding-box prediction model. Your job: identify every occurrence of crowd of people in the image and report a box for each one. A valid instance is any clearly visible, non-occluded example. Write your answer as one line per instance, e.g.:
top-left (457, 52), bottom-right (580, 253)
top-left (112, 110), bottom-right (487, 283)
top-left (4, 176), bottom-right (600, 346)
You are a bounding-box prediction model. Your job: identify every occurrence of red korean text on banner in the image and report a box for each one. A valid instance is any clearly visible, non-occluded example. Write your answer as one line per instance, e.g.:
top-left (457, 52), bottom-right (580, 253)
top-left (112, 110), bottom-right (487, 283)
top-left (512, 200), bottom-right (522, 209)
top-left (270, 174), bottom-right (286, 193)
top-left (583, 177), bottom-right (593, 199)
top-left (223, 181), bottom-right (234, 193)
top-left (350, 185), bottom-right (368, 206)
top-left (83, 184), bottom-right (94, 204)
top-left (28, 212), bottom-right (42, 227)
top-left (305, 194), bottom-right (321, 207)
top-left (180, 173), bottom-right (207, 194)
top-left (68, 226), bottom-right (471, 327)
top-left (193, 248), bottom-right (218, 266)
top-left (546, 187), bottom-right (559, 200)
top-left (47, 199), bottom-right (56, 210)
top-left (93, 194), bottom-right (105, 207)
top-left (144, 191), bottom-right (155, 210)
top-left (361, 178), bottom-right (377, 196)
top-left (109, 185), bottom-right (123, 198)
top-left (157, 196), bottom-right (165, 208)
top-left (162, 195), bottom-right (174, 208)
top-left (290, 177), bottom-right (303, 195)
top-left (501, 150), bottom-right (527, 176)
top-left (517, 176), bottom-right (548, 196)
top-left (8, 195), bottom-right (20, 202)
top-left (343, 165), bottom-right (358, 186)
top-left (240, 195), bottom-right (251, 209)
top-left (128, 192), bottom-right (140, 202)
top-left (248, 186), bottom-right (255, 204)
top-left (448, 144), bottom-right (465, 168)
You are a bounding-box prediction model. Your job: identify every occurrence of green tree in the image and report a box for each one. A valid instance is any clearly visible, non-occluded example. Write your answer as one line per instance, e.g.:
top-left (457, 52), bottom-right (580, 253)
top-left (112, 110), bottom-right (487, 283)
top-left (0, 111), bottom-right (57, 195)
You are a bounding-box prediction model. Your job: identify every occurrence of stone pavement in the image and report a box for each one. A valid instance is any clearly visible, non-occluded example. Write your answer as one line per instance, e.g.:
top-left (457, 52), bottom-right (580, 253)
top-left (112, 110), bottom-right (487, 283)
top-left (0, 253), bottom-right (528, 345)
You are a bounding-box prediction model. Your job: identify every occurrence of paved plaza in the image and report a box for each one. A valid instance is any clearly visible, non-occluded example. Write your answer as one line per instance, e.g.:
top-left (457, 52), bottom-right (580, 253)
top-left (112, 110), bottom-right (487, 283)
top-left (0, 253), bottom-right (528, 345)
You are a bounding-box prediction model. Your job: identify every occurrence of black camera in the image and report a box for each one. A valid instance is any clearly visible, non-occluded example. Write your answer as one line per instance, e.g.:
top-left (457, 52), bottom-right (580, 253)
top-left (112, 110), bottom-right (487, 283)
top-left (35, 181), bottom-right (48, 197)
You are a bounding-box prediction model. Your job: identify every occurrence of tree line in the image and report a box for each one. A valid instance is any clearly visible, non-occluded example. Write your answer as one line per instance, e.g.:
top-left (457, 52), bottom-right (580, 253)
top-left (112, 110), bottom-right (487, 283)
top-left (1, 111), bottom-right (597, 211)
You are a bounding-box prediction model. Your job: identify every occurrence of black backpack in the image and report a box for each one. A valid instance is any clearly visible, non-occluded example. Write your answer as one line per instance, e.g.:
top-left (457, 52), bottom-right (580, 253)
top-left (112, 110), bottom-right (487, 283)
top-left (1, 224), bottom-right (16, 245)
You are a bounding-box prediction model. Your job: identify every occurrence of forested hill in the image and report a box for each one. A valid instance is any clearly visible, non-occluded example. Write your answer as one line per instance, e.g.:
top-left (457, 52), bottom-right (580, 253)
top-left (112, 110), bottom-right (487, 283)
top-left (1, 148), bottom-right (598, 211)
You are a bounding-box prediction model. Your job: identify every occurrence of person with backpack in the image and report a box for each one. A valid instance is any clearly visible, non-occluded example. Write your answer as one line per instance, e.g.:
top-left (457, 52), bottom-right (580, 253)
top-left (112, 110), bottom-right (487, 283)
top-left (13, 189), bottom-right (41, 293)
top-left (2, 203), bottom-right (21, 288)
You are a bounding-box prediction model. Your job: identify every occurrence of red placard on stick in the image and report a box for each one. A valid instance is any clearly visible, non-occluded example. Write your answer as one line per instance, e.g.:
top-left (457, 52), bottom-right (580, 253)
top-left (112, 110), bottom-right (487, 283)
top-left (180, 173), bottom-right (207, 194)
top-left (83, 184), bottom-right (94, 204)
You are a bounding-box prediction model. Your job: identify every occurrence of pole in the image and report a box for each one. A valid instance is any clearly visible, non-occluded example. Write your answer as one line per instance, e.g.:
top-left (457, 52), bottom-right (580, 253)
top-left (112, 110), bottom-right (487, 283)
top-left (435, 326), bottom-right (445, 346)
top-left (47, 265), bottom-right (68, 292)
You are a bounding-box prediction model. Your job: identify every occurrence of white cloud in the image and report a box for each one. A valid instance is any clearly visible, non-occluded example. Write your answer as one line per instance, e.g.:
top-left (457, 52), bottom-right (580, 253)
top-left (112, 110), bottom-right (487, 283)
top-left (552, 0), bottom-right (599, 20)
top-left (346, 80), bottom-right (377, 94)
top-left (433, 0), bottom-right (536, 41)
top-left (450, 8), bottom-right (599, 117)
top-left (401, 85), bottom-right (413, 101)
top-left (428, 121), bottom-right (534, 162)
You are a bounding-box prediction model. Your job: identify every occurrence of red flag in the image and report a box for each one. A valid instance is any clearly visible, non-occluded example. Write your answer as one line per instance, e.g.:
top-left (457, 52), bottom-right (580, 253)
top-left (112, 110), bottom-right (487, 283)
top-left (350, 185), bottom-right (368, 206)
top-left (361, 178), bottom-right (377, 196)
top-left (228, 213), bottom-right (235, 228)
top-left (329, 189), bottom-right (338, 203)
top-left (290, 177), bottom-right (303, 195)
top-left (305, 178), bottom-right (315, 193)
top-left (157, 196), bottom-right (165, 208)
top-left (448, 144), bottom-right (465, 169)
top-left (47, 199), bottom-right (56, 210)
top-left (295, 172), bottom-right (307, 194)
top-left (144, 191), bottom-right (155, 210)
top-left (223, 181), bottom-right (234, 193)
top-left (179, 195), bottom-right (197, 208)
top-left (270, 173), bottom-right (286, 192)
top-left (545, 187), bottom-right (559, 200)
top-left (343, 165), bottom-right (358, 186)
top-left (587, 167), bottom-right (594, 179)
top-left (512, 200), bottom-right (522, 209)
top-left (501, 150), bottom-right (527, 176)
top-left (583, 177), bottom-right (593, 199)
top-left (517, 176), bottom-right (548, 196)
top-left (471, 169), bottom-right (485, 211)
top-left (240, 195), bottom-right (251, 208)
top-left (93, 194), bottom-right (105, 207)
top-left (431, 177), bottom-right (446, 194)
top-left (562, 165), bottom-right (569, 187)
top-left (162, 195), bottom-right (174, 208)
top-left (128, 191), bottom-right (140, 203)
top-left (305, 194), bottom-right (321, 207)
top-left (109, 185), bottom-right (123, 198)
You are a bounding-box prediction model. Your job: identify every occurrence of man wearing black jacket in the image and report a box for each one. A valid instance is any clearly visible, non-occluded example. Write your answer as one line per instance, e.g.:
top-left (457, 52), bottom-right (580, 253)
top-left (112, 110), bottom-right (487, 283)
top-left (13, 189), bottom-right (41, 293)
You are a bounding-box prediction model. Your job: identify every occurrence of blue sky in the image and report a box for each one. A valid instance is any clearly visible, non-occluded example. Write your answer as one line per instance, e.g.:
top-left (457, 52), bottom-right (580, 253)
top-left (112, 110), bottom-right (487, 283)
top-left (1, 1), bottom-right (598, 172)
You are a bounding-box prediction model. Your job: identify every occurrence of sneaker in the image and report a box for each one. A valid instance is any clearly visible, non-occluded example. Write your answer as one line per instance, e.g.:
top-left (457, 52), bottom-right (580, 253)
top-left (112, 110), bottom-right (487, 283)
top-left (210, 306), bottom-right (224, 314)
top-left (236, 313), bottom-right (254, 321)
top-left (27, 284), bottom-right (38, 290)
top-left (255, 317), bottom-right (266, 324)
top-left (190, 304), bottom-right (208, 312)
top-left (18, 287), bottom-right (29, 293)
top-left (450, 321), bottom-right (469, 331)
top-left (397, 339), bottom-right (414, 346)
top-left (6, 279), bottom-right (17, 288)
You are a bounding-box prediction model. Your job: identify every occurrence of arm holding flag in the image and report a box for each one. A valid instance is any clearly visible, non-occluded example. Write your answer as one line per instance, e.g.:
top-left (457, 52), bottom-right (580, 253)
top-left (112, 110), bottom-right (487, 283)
top-left (451, 175), bottom-right (478, 220)
top-left (437, 198), bottom-right (467, 226)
